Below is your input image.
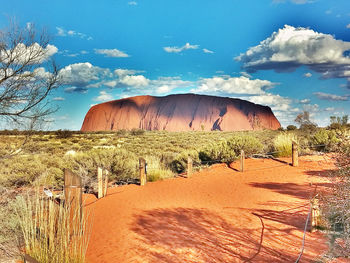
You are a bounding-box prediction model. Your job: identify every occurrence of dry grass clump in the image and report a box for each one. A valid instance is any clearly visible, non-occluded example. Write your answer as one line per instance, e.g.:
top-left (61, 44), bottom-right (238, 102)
top-left (15, 191), bottom-right (91, 263)
top-left (273, 132), bottom-right (298, 157)
top-left (145, 155), bottom-right (174, 182)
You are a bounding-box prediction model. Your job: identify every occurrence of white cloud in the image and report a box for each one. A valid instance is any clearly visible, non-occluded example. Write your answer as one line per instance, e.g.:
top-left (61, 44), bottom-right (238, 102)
top-left (53, 97), bottom-right (65, 101)
top-left (59, 62), bottom-right (111, 88)
top-left (236, 25), bottom-right (350, 85)
top-left (347, 24), bottom-right (350, 29)
top-left (164, 43), bottom-right (199, 53)
top-left (114, 69), bottom-right (139, 76)
top-left (203, 48), bottom-right (214, 54)
top-left (119, 75), bottom-right (149, 87)
top-left (94, 91), bottom-right (113, 102)
top-left (0, 43), bottom-right (58, 64)
top-left (304, 72), bottom-right (312, 78)
top-left (80, 50), bottom-right (88, 54)
top-left (104, 80), bottom-right (118, 88)
top-left (300, 98), bottom-right (311, 104)
top-left (56, 27), bottom-right (93, 40)
top-left (325, 107), bottom-right (335, 111)
top-left (128, 1), bottom-right (137, 5)
top-left (156, 85), bottom-right (172, 93)
top-left (247, 93), bottom-right (292, 112)
top-left (95, 48), bottom-right (129, 57)
top-left (192, 76), bottom-right (277, 95)
top-left (313, 92), bottom-right (348, 101)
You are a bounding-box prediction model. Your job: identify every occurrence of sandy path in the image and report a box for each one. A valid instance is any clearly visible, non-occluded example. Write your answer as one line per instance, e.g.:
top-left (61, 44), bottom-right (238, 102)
top-left (84, 155), bottom-right (336, 263)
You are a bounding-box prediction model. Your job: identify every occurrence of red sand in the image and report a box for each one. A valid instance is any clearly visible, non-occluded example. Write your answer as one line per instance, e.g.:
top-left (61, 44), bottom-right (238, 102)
top-left (84, 155), bottom-right (344, 263)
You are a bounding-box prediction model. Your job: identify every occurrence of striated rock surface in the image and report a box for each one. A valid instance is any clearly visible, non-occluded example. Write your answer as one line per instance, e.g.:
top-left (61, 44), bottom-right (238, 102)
top-left (81, 94), bottom-right (281, 132)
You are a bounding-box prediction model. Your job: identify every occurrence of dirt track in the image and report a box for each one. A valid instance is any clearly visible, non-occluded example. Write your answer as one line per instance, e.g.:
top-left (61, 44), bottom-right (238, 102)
top-left (84, 155), bottom-right (337, 263)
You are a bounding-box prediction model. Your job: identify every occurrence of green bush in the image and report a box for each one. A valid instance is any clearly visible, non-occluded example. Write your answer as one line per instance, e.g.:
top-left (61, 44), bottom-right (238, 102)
top-left (65, 148), bottom-right (138, 184)
top-left (226, 135), bottom-right (263, 156)
top-left (130, 128), bottom-right (145, 136)
top-left (273, 133), bottom-right (298, 157)
top-left (287, 125), bottom-right (297, 131)
top-left (170, 150), bottom-right (200, 173)
top-left (199, 140), bottom-right (236, 164)
top-left (311, 129), bottom-right (339, 151)
top-left (55, 129), bottom-right (74, 139)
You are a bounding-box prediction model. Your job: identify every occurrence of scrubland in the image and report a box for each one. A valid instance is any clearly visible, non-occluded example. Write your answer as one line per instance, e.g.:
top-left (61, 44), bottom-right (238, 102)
top-left (0, 126), bottom-right (349, 261)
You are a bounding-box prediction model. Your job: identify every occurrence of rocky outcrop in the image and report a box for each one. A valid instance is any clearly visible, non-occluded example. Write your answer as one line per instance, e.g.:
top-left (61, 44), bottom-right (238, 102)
top-left (81, 94), bottom-right (281, 131)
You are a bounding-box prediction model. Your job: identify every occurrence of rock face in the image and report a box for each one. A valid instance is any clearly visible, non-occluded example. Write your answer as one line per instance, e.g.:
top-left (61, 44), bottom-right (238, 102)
top-left (81, 94), bottom-right (281, 132)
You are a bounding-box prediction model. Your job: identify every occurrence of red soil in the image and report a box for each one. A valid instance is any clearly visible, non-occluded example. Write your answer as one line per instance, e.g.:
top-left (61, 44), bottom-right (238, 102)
top-left (84, 155), bottom-right (344, 263)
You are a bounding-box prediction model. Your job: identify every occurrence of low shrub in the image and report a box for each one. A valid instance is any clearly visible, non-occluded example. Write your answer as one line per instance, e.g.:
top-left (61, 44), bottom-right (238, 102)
top-left (130, 128), bottom-right (145, 136)
top-left (145, 155), bottom-right (174, 182)
top-left (170, 150), bottom-right (200, 173)
top-left (226, 135), bottom-right (263, 156)
top-left (273, 133), bottom-right (298, 157)
top-left (311, 129), bottom-right (339, 151)
top-left (55, 129), bottom-right (74, 139)
top-left (286, 125), bottom-right (297, 131)
top-left (199, 140), bottom-right (236, 164)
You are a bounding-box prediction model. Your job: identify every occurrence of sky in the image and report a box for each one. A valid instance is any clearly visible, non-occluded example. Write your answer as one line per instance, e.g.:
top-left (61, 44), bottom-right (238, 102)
top-left (1, 0), bottom-right (350, 130)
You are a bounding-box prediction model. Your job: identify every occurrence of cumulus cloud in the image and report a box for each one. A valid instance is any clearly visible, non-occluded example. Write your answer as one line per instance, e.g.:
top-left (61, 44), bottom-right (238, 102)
top-left (114, 69), bottom-right (139, 76)
top-left (94, 91), bottom-right (113, 102)
top-left (59, 62), bottom-right (111, 88)
top-left (164, 43), bottom-right (199, 53)
top-left (56, 27), bottom-right (93, 40)
top-left (128, 1), bottom-right (137, 5)
top-left (346, 24), bottom-right (350, 29)
top-left (192, 76), bottom-right (277, 95)
top-left (95, 48), bottom-right (129, 57)
top-left (203, 48), bottom-right (214, 54)
top-left (247, 93), bottom-right (292, 112)
top-left (304, 72), bottom-right (312, 78)
top-left (0, 43), bottom-right (57, 64)
top-left (313, 92), bottom-right (348, 101)
top-left (119, 75), bottom-right (149, 87)
top-left (236, 25), bottom-right (350, 85)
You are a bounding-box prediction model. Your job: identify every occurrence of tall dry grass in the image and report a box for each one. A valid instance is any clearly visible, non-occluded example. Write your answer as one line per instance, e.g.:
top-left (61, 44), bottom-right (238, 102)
top-left (273, 132), bottom-right (298, 157)
top-left (15, 191), bottom-right (91, 263)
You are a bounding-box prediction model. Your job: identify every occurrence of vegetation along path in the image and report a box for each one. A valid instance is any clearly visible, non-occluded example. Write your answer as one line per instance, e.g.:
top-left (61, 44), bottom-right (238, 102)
top-left (84, 155), bottom-right (336, 263)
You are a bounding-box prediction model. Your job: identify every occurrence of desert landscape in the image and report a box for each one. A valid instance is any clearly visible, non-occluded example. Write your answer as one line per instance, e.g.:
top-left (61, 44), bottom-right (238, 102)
top-left (1, 0), bottom-right (350, 262)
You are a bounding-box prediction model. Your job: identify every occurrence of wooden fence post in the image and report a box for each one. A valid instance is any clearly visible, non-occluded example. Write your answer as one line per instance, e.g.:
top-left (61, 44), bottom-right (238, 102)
top-left (103, 169), bottom-right (109, 197)
top-left (240, 150), bottom-right (245, 172)
top-left (64, 168), bottom-right (82, 217)
top-left (97, 167), bottom-right (103, 199)
top-left (292, 141), bottom-right (299, 167)
top-left (139, 158), bottom-right (146, 186)
top-left (311, 198), bottom-right (320, 232)
top-left (187, 156), bottom-right (193, 177)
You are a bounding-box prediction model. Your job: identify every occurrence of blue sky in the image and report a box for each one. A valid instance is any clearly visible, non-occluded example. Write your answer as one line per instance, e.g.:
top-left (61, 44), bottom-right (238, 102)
top-left (1, 0), bottom-right (350, 129)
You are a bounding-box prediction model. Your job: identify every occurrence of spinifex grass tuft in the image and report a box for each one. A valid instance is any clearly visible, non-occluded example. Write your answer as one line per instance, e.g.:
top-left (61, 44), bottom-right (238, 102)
top-left (273, 132), bottom-right (298, 157)
top-left (15, 191), bottom-right (91, 263)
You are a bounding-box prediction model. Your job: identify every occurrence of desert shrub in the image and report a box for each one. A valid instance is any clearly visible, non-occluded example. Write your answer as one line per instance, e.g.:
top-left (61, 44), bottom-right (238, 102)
top-left (287, 125), bottom-right (297, 131)
top-left (66, 148), bottom-right (138, 186)
top-left (130, 128), bottom-right (145, 136)
top-left (144, 155), bottom-right (174, 182)
top-left (226, 135), bottom-right (263, 156)
top-left (199, 140), bottom-right (236, 164)
top-left (170, 150), bottom-right (200, 173)
top-left (15, 191), bottom-right (90, 263)
top-left (55, 129), bottom-right (74, 139)
top-left (116, 129), bottom-right (128, 136)
top-left (311, 129), bottom-right (339, 151)
top-left (273, 133), bottom-right (298, 157)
